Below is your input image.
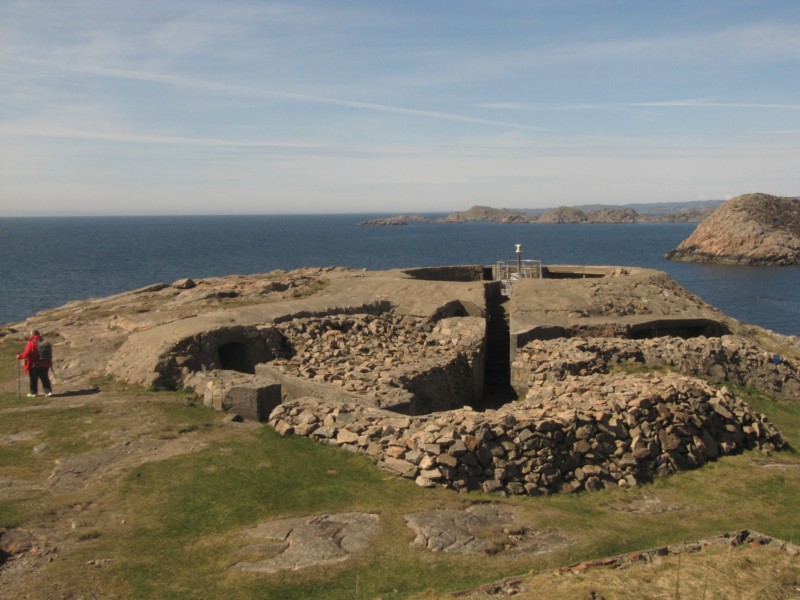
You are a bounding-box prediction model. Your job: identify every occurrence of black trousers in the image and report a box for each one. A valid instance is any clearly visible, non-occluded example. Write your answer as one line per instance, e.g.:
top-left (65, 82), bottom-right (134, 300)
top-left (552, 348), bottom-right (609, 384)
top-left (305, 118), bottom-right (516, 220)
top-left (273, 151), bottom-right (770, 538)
top-left (29, 367), bottom-right (52, 395)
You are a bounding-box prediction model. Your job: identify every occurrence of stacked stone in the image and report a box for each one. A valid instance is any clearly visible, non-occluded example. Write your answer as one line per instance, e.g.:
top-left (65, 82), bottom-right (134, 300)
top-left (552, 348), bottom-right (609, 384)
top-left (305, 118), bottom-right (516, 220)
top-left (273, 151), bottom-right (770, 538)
top-left (268, 371), bottom-right (784, 496)
top-left (184, 369), bottom-right (273, 411)
top-left (513, 335), bottom-right (800, 401)
top-left (153, 325), bottom-right (285, 390)
top-left (271, 314), bottom-right (483, 397)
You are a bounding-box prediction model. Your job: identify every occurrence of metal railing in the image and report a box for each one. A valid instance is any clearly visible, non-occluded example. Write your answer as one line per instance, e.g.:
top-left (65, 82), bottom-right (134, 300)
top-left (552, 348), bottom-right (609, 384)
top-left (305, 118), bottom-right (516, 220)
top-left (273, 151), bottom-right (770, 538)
top-left (494, 259), bottom-right (542, 296)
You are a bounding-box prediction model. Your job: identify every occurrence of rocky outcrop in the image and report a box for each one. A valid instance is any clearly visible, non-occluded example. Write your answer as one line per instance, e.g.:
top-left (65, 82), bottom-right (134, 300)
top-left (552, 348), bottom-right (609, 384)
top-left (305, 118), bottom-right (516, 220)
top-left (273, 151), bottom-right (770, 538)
top-left (230, 512), bottom-right (382, 573)
top-left (358, 215), bottom-right (431, 226)
top-left (587, 207), bottom-right (639, 223)
top-left (538, 206), bottom-right (588, 224)
top-left (357, 202), bottom-right (719, 226)
top-left (438, 206), bottom-right (537, 224)
top-left (666, 193), bottom-right (800, 265)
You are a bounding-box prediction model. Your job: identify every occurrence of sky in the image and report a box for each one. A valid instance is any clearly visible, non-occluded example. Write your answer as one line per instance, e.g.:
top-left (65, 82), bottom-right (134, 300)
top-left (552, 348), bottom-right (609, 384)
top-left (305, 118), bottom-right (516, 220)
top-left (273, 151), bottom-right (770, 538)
top-left (1, 0), bottom-right (799, 216)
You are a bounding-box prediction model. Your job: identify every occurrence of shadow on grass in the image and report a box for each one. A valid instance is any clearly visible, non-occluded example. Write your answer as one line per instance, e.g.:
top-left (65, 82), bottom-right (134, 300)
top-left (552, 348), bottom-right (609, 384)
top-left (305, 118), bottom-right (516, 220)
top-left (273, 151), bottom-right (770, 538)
top-left (51, 387), bottom-right (100, 398)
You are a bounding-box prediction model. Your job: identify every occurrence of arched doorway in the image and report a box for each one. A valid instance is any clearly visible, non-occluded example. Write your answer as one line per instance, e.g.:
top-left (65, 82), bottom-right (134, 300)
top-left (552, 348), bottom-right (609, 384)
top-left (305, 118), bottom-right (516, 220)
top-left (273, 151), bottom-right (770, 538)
top-left (218, 342), bottom-right (255, 374)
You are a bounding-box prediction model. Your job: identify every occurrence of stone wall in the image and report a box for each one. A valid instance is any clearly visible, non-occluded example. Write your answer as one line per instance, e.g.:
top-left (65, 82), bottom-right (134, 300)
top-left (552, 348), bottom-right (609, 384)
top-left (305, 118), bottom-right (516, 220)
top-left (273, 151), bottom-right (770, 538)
top-left (512, 335), bottom-right (800, 401)
top-left (256, 313), bottom-right (486, 414)
top-left (268, 371), bottom-right (783, 496)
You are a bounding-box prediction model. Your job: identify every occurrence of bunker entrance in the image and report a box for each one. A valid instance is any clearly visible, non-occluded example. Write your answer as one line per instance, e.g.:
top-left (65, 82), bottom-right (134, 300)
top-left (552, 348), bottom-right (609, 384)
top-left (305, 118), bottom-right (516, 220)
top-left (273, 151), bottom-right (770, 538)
top-left (218, 342), bottom-right (256, 374)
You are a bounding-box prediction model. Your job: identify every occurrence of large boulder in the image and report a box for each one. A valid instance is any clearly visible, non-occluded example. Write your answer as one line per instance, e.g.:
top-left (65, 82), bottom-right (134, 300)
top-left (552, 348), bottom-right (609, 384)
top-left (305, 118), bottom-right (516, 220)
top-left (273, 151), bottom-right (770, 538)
top-left (666, 193), bottom-right (800, 265)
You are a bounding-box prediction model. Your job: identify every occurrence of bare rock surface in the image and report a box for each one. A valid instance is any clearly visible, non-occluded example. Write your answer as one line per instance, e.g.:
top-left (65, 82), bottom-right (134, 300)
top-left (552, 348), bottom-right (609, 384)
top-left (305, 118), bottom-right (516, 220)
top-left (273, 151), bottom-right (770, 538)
top-left (666, 193), bottom-right (800, 265)
top-left (230, 512), bottom-right (381, 573)
top-left (47, 436), bottom-right (206, 495)
top-left (405, 504), bottom-right (571, 555)
top-left (607, 493), bottom-right (686, 514)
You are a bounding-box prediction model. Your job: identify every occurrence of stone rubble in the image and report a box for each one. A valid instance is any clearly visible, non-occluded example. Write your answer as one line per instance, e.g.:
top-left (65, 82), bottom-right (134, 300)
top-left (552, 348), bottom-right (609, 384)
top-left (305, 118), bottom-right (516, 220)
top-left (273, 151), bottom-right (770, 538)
top-left (268, 370), bottom-right (784, 496)
top-left (181, 312), bottom-right (486, 416)
top-left (271, 313), bottom-right (484, 399)
top-left (512, 335), bottom-right (800, 401)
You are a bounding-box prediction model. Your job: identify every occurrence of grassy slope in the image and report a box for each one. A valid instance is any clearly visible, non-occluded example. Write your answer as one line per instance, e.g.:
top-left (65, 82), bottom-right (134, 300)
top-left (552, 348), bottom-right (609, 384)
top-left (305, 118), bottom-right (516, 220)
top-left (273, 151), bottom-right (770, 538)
top-left (1, 336), bottom-right (799, 599)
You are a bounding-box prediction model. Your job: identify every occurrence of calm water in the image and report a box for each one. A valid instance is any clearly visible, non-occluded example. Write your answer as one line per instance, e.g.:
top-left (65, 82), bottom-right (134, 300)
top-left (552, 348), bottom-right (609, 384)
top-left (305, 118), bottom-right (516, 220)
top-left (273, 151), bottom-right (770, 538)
top-left (1, 215), bottom-right (798, 336)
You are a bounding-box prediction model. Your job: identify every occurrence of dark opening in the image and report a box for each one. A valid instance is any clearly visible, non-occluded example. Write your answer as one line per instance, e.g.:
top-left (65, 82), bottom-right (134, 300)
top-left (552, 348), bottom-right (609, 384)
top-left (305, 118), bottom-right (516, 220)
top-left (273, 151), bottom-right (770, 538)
top-left (402, 265), bottom-right (484, 282)
top-left (479, 289), bottom-right (518, 409)
top-left (541, 269), bottom-right (605, 279)
top-left (629, 319), bottom-right (729, 340)
top-left (218, 342), bottom-right (255, 374)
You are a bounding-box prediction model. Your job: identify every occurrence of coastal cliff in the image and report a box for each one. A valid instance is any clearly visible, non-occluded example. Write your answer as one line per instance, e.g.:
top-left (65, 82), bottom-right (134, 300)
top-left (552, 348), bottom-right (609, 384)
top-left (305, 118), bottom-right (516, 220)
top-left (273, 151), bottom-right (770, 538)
top-left (666, 193), bottom-right (800, 266)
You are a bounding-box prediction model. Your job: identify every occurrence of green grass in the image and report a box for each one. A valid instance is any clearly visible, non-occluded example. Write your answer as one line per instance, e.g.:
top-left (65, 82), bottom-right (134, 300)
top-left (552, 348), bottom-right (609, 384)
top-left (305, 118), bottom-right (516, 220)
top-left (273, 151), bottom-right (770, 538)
top-left (3, 357), bottom-right (800, 599)
top-left (608, 361), bottom-right (671, 376)
top-left (63, 414), bottom-right (800, 599)
top-left (0, 337), bottom-right (26, 384)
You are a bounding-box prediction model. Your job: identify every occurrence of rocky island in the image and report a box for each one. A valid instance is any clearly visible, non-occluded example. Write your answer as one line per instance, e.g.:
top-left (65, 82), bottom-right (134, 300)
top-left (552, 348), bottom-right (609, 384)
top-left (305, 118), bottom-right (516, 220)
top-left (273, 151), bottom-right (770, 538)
top-left (359, 202), bottom-right (718, 226)
top-left (666, 193), bottom-right (800, 265)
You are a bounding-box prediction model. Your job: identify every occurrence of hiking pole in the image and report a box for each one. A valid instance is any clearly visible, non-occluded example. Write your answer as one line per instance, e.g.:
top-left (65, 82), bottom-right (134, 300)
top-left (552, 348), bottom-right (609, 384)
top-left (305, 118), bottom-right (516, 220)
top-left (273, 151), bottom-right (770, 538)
top-left (18, 359), bottom-right (21, 398)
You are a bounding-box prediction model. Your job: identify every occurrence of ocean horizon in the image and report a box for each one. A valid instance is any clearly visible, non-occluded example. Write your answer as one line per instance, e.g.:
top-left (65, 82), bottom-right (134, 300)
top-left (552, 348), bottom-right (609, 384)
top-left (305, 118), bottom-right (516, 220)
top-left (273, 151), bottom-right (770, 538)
top-left (1, 214), bottom-right (798, 337)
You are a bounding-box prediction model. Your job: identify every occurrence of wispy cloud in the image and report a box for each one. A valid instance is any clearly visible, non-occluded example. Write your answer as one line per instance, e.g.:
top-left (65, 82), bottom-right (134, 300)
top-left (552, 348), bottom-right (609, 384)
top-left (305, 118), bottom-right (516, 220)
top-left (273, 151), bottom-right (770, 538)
top-left (552, 23), bottom-right (800, 65)
top-left (479, 99), bottom-right (800, 111)
top-left (630, 100), bottom-right (800, 110)
top-left (4, 54), bottom-right (549, 132)
top-left (0, 123), bottom-right (325, 149)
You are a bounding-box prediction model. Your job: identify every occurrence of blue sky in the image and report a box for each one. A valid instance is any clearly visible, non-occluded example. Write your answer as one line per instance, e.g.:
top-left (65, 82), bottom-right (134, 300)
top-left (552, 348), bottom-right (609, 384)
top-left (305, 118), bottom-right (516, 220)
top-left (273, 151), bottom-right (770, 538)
top-left (1, 0), bottom-right (799, 216)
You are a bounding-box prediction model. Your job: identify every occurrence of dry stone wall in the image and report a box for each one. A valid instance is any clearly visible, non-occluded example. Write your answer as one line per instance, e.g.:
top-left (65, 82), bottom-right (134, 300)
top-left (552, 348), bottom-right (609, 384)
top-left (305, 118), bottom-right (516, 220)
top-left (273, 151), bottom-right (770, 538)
top-left (268, 371), bottom-right (783, 496)
top-left (258, 313), bottom-right (485, 413)
top-left (512, 335), bottom-right (800, 401)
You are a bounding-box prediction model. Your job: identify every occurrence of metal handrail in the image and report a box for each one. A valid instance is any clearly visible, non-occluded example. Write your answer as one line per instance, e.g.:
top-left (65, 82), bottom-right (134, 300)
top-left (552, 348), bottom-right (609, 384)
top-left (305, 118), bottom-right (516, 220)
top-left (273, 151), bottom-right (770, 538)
top-left (494, 259), bottom-right (542, 296)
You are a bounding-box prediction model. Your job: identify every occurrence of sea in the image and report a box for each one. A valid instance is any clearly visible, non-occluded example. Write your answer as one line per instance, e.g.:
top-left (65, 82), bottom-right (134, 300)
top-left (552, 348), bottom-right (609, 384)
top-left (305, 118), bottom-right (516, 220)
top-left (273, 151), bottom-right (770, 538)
top-left (0, 215), bottom-right (798, 337)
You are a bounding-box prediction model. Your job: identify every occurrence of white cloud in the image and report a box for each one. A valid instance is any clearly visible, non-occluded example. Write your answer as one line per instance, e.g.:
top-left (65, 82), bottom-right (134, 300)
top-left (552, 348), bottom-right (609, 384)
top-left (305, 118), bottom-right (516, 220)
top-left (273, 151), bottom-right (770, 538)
top-left (3, 54), bottom-right (550, 131)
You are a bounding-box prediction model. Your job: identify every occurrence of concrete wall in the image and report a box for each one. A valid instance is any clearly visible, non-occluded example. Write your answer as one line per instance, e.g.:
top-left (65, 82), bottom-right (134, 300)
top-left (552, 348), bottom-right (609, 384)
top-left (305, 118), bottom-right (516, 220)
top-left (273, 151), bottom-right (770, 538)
top-left (402, 265), bottom-right (485, 282)
top-left (152, 325), bottom-right (288, 390)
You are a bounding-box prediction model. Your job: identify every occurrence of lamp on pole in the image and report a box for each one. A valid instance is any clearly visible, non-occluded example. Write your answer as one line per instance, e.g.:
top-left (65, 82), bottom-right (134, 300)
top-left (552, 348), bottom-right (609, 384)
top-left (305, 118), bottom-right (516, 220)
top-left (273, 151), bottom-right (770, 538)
top-left (515, 243), bottom-right (522, 274)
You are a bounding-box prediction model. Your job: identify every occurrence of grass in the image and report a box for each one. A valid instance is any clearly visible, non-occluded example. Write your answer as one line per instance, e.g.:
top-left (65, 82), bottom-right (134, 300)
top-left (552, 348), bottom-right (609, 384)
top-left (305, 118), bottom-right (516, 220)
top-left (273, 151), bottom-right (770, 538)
top-left (410, 544), bottom-right (800, 600)
top-left (2, 338), bottom-right (800, 598)
top-left (608, 361), bottom-right (672, 376)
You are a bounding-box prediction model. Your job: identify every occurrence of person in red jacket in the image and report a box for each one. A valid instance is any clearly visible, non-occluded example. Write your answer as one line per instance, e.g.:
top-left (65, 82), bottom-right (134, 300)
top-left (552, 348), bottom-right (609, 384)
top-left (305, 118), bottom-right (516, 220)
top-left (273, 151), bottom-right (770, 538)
top-left (17, 329), bottom-right (52, 397)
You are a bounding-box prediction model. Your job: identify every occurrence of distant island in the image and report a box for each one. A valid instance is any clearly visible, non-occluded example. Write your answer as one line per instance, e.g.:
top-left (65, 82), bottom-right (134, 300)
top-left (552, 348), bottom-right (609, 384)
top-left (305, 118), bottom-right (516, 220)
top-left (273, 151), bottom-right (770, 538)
top-left (359, 200), bottom-right (722, 226)
top-left (666, 193), bottom-right (800, 266)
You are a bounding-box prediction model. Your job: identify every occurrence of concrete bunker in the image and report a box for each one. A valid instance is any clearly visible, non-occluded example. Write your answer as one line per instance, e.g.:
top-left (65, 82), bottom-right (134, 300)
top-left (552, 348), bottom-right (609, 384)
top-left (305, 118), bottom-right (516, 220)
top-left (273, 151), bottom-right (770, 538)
top-left (151, 264), bottom-right (748, 422)
top-left (152, 325), bottom-right (288, 390)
